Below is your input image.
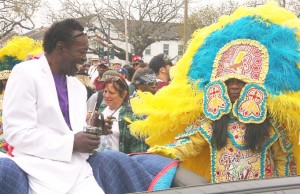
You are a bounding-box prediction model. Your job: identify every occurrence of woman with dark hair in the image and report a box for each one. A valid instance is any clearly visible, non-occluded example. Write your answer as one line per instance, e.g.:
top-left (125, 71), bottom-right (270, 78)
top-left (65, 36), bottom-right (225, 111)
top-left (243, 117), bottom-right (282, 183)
top-left (96, 74), bottom-right (148, 153)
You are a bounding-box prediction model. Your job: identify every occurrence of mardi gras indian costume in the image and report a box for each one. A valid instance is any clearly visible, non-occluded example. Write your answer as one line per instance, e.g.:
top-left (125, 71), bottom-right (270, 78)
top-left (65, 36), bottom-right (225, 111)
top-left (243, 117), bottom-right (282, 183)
top-left (129, 1), bottom-right (300, 183)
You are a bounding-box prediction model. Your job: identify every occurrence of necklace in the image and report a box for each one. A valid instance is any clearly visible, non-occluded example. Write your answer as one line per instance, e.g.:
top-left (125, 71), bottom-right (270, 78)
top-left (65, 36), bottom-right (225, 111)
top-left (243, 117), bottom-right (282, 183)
top-left (109, 105), bottom-right (122, 117)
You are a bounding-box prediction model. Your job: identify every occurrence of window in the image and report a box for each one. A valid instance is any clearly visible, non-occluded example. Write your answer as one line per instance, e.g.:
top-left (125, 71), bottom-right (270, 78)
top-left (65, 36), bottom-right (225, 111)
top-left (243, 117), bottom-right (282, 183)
top-left (163, 44), bottom-right (169, 55)
top-left (145, 46), bottom-right (151, 55)
top-left (178, 45), bottom-right (184, 56)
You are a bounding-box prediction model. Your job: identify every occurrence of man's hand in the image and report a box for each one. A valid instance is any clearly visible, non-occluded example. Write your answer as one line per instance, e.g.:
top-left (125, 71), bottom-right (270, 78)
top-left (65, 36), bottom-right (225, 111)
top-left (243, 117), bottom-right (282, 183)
top-left (73, 132), bottom-right (100, 153)
top-left (101, 115), bottom-right (114, 135)
top-left (89, 111), bottom-right (101, 128)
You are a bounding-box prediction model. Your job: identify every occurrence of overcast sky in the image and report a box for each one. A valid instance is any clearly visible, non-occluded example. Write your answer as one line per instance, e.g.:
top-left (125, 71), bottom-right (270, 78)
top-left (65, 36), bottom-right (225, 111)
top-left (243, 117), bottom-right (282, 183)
top-left (33, 0), bottom-right (248, 28)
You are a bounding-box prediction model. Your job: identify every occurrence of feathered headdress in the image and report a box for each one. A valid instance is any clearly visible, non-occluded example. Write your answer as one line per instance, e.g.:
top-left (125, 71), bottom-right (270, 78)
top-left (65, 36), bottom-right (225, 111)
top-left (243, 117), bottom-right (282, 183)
top-left (0, 36), bottom-right (43, 77)
top-left (129, 1), bottom-right (300, 177)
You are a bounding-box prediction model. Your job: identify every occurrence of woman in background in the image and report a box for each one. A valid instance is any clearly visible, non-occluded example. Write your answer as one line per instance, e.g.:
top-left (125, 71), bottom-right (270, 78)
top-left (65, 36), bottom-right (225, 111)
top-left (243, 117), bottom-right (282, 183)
top-left (96, 74), bottom-right (148, 153)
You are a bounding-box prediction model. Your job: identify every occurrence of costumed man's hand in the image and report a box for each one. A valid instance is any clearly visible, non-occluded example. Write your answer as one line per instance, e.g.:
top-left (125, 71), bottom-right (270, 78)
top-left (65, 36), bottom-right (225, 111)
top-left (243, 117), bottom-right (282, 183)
top-left (148, 146), bottom-right (177, 160)
top-left (73, 132), bottom-right (100, 153)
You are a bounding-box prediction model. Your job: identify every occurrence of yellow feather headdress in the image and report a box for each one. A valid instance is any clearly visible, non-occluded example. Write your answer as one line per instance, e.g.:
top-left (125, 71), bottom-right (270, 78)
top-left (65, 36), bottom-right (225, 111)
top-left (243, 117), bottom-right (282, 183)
top-left (0, 36), bottom-right (43, 74)
top-left (130, 1), bottom-right (300, 176)
top-left (131, 0), bottom-right (300, 146)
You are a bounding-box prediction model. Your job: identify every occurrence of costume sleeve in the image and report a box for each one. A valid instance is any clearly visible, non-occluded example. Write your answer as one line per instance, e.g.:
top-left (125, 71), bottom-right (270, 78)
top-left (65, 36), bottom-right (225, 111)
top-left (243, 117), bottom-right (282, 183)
top-left (149, 129), bottom-right (208, 161)
top-left (272, 124), bottom-right (296, 177)
top-left (272, 139), bottom-right (290, 176)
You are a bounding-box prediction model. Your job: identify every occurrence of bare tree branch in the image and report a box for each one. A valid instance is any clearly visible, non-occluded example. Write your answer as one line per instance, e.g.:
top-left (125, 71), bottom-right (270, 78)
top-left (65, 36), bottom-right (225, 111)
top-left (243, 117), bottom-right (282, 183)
top-left (48, 0), bottom-right (183, 61)
top-left (0, 0), bottom-right (41, 40)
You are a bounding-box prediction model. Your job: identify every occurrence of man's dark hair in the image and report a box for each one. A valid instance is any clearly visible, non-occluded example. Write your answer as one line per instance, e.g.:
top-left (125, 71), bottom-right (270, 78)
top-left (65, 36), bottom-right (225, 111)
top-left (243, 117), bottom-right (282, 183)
top-left (43, 18), bottom-right (84, 54)
top-left (148, 53), bottom-right (172, 74)
top-left (211, 115), bottom-right (270, 153)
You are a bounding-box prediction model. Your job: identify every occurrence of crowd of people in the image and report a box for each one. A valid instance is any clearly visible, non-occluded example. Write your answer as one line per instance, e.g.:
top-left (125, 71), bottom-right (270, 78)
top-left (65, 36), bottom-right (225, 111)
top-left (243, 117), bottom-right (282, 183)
top-left (0, 17), bottom-right (175, 194)
top-left (0, 70), bottom-right (10, 153)
top-left (1, 1), bottom-right (300, 194)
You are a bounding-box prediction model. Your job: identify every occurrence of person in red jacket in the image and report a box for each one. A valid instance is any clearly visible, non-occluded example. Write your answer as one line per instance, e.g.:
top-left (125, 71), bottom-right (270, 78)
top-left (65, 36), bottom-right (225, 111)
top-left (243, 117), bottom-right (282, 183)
top-left (93, 60), bottom-right (110, 91)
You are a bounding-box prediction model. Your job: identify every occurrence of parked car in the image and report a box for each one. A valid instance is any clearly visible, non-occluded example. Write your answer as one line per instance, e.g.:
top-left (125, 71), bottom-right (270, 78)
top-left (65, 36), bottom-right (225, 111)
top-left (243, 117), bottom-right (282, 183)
top-left (133, 176), bottom-right (300, 194)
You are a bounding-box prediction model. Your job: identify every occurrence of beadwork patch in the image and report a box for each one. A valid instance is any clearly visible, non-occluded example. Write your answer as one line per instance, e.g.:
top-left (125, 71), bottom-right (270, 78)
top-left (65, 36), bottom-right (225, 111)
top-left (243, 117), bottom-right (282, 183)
top-left (211, 39), bottom-right (269, 85)
top-left (204, 81), bottom-right (231, 120)
top-left (233, 83), bottom-right (267, 123)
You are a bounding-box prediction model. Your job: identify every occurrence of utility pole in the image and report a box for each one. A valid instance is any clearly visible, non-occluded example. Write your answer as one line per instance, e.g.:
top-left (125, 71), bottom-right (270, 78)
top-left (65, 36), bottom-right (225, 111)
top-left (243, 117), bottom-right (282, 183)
top-left (107, 24), bottom-right (111, 63)
top-left (183, 0), bottom-right (188, 48)
top-left (124, 2), bottom-right (129, 65)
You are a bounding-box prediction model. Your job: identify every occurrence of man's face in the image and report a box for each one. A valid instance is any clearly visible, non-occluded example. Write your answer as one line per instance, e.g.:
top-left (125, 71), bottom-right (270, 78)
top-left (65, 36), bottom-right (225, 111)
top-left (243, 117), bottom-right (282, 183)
top-left (133, 63), bottom-right (139, 71)
top-left (225, 78), bottom-right (246, 103)
top-left (61, 31), bottom-right (89, 76)
top-left (137, 82), bottom-right (157, 94)
top-left (82, 64), bottom-right (90, 70)
top-left (161, 64), bottom-right (172, 80)
top-left (141, 82), bottom-right (157, 94)
top-left (118, 73), bottom-right (126, 80)
top-left (113, 63), bottom-right (121, 70)
top-left (97, 64), bottom-right (109, 77)
top-left (92, 60), bottom-right (100, 67)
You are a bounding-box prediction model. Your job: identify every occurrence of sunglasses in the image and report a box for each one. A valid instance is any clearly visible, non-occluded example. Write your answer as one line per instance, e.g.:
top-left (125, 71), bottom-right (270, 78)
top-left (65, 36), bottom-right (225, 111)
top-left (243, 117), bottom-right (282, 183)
top-left (105, 75), bottom-right (119, 80)
top-left (145, 82), bottom-right (157, 86)
top-left (105, 75), bottom-right (127, 85)
top-left (67, 31), bottom-right (87, 42)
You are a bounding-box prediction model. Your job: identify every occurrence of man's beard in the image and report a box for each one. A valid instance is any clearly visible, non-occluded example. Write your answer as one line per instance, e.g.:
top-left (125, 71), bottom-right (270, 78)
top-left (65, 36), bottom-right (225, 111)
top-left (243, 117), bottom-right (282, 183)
top-left (66, 64), bottom-right (79, 76)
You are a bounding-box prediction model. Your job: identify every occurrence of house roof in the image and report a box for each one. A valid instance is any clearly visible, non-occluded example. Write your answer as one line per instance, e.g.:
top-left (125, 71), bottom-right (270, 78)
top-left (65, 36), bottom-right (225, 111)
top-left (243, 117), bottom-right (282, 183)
top-left (0, 31), bottom-right (18, 47)
top-left (23, 27), bottom-right (48, 40)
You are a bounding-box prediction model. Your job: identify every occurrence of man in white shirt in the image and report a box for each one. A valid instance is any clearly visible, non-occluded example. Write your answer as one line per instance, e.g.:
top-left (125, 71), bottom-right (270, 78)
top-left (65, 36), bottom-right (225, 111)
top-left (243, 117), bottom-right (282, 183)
top-left (88, 55), bottom-right (100, 83)
top-left (1, 18), bottom-right (104, 194)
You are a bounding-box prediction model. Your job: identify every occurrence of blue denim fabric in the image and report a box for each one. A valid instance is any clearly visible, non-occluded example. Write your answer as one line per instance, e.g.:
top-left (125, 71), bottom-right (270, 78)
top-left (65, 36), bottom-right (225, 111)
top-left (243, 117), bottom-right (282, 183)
top-left (0, 151), bottom-right (176, 194)
top-left (88, 151), bottom-right (176, 194)
top-left (0, 158), bottom-right (28, 194)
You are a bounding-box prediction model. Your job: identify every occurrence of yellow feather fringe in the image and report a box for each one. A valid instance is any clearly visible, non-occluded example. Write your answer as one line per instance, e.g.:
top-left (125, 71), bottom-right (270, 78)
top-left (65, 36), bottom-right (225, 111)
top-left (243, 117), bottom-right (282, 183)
top-left (130, 79), bottom-right (203, 147)
top-left (0, 36), bottom-right (43, 61)
top-left (268, 91), bottom-right (300, 136)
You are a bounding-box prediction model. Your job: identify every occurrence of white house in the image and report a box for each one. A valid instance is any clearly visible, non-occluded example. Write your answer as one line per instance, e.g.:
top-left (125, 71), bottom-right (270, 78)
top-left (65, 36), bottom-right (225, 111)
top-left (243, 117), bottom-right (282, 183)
top-left (83, 16), bottom-right (184, 66)
top-left (22, 16), bottom-right (185, 66)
